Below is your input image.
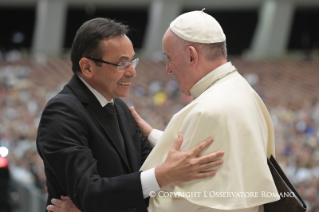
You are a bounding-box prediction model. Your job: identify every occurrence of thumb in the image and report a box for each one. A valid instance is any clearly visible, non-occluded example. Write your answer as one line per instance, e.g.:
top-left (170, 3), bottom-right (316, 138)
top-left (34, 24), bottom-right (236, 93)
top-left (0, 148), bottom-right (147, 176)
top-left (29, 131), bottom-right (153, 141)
top-left (130, 106), bottom-right (140, 119)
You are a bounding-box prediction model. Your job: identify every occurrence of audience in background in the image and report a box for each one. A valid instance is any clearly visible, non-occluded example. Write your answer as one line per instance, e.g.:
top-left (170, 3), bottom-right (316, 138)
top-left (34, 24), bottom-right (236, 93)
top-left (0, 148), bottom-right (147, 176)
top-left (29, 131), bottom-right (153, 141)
top-left (0, 56), bottom-right (318, 211)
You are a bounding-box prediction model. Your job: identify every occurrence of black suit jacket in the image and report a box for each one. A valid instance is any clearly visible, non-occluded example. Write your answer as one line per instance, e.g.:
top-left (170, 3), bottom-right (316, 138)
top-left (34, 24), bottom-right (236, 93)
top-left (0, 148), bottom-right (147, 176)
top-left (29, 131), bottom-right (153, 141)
top-left (37, 75), bottom-right (152, 212)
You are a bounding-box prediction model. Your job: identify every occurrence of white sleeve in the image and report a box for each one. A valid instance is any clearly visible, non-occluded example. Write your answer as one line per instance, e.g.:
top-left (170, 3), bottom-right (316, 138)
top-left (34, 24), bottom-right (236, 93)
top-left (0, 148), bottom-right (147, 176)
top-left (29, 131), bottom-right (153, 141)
top-left (147, 129), bottom-right (163, 147)
top-left (140, 168), bottom-right (160, 199)
top-left (140, 129), bottom-right (163, 198)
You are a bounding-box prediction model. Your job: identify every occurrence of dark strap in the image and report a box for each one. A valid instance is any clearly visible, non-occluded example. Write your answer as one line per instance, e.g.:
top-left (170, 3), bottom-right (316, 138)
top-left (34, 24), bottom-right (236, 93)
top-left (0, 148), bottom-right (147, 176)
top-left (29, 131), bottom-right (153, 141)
top-left (264, 155), bottom-right (307, 212)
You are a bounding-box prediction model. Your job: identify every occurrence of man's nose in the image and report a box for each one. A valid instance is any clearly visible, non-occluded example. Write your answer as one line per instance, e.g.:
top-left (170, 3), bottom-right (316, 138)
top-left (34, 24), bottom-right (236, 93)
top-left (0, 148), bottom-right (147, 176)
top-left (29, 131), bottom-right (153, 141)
top-left (125, 65), bottom-right (136, 78)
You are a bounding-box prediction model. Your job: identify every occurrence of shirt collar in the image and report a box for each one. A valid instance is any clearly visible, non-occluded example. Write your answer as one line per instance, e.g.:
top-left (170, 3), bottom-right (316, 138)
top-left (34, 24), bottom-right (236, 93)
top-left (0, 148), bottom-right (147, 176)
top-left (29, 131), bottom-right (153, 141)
top-left (78, 76), bottom-right (113, 107)
top-left (189, 62), bottom-right (235, 99)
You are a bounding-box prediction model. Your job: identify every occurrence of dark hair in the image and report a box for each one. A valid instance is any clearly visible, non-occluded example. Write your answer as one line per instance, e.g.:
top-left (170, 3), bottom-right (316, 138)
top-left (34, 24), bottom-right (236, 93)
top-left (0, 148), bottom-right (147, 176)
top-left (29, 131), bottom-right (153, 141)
top-left (70, 18), bottom-right (129, 74)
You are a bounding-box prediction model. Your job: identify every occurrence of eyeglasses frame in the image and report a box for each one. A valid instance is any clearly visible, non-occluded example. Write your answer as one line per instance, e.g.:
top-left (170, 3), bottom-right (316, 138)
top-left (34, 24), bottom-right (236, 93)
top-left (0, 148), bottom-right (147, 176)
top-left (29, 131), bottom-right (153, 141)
top-left (85, 57), bottom-right (139, 71)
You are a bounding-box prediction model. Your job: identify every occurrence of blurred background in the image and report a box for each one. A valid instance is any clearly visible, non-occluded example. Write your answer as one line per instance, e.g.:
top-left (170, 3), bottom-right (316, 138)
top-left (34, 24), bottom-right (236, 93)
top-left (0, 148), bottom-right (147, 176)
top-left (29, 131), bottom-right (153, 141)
top-left (0, 0), bottom-right (318, 211)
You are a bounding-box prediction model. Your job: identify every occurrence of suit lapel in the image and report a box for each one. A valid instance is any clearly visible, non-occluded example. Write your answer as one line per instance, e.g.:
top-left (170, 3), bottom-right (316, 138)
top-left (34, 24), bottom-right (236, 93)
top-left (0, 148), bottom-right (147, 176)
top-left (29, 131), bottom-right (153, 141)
top-left (115, 103), bottom-right (138, 171)
top-left (68, 75), bottom-right (131, 171)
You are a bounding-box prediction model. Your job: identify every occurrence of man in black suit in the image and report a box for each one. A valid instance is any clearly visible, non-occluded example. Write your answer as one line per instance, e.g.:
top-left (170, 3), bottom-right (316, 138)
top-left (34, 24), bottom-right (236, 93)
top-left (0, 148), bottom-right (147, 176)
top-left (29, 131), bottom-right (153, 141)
top-left (37, 18), bottom-right (224, 212)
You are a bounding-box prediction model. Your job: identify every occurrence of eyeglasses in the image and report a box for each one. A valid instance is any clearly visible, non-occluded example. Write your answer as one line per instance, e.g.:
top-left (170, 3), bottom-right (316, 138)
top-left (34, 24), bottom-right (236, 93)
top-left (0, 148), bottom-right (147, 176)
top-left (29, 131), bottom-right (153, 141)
top-left (85, 57), bottom-right (139, 71)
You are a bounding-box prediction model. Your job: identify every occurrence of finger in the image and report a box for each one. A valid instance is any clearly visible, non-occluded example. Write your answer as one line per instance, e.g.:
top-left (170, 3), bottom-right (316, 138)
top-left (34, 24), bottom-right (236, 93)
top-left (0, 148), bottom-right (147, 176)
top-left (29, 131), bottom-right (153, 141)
top-left (61, 195), bottom-right (71, 200)
top-left (196, 150), bottom-right (225, 165)
top-left (190, 137), bottom-right (214, 156)
top-left (51, 198), bottom-right (63, 207)
top-left (198, 159), bottom-right (223, 171)
top-left (195, 170), bottom-right (217, 179)
top-left (47, 205), bottom-right (61, 211)
top-left (172, 134), bottom-right (183, 150)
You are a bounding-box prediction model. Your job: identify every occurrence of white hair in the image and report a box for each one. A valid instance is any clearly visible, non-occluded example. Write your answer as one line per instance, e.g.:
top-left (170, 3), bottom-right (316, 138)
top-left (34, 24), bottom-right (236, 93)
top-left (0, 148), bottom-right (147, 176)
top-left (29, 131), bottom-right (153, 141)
top-left (170, 30), bottom-right (227, 60)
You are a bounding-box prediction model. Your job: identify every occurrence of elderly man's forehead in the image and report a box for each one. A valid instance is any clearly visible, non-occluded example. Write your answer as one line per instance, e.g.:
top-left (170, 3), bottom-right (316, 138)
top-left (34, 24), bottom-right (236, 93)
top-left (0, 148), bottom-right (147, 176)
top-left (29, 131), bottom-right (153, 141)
top-left (162, 31), bottom-right (175, 51)
top-left (163, 29), bottom-right (174, 40)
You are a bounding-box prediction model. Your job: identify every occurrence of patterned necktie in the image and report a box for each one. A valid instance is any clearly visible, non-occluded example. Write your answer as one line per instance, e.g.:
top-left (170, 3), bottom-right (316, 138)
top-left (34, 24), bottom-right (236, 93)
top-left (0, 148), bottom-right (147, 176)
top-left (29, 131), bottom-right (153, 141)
top-left (104, 103), bottom-right (126, 153)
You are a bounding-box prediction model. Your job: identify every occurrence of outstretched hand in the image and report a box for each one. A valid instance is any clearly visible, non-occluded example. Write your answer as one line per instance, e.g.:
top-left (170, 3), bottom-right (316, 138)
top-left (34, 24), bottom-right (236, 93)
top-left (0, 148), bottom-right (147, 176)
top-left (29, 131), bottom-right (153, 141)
top-left (47, 196), bottom-right (80, 212)
top-left (155, 134), bottom-right (224, 188)
top-left (130, 106), bottom-right (153, 138)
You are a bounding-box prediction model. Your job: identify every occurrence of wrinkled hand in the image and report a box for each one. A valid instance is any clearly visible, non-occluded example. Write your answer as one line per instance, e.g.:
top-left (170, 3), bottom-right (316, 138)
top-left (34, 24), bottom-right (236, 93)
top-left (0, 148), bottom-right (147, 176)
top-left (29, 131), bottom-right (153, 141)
top-left (47, 196), bottom-right (81, 212)
top-left (130, 106), bottom-right (153, 138)
top-left (155, 135), bottom-right (224, 188)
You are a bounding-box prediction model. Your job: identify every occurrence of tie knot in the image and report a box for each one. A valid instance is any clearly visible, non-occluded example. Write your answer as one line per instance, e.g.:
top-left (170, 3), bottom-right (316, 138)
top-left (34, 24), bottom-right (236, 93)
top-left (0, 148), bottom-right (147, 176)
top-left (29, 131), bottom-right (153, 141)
top-left (104, 103), bottom-right (117, 116)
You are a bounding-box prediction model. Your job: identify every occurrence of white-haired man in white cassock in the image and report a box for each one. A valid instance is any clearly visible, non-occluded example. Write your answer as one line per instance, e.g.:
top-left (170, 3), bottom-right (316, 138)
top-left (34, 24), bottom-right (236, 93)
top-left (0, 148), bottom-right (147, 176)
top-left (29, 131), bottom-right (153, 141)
top-left (48, 9), bottom-right (280, 212)
top-left (131, 9), bottom-right (280, 212)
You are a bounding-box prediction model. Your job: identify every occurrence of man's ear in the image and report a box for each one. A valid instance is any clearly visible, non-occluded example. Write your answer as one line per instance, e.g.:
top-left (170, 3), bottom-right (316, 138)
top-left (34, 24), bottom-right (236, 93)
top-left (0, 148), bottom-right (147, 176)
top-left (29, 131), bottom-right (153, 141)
top-left (188, 46), bottom-right (198, 68)
top-left (79, 57), bottom-right (93, 78)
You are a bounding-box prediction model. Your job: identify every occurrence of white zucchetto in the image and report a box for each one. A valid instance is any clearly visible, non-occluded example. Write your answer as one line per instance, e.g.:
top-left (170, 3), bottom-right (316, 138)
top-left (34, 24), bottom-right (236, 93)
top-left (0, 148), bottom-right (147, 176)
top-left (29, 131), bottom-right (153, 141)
top-left (170, 9), bottom-right (226, 44)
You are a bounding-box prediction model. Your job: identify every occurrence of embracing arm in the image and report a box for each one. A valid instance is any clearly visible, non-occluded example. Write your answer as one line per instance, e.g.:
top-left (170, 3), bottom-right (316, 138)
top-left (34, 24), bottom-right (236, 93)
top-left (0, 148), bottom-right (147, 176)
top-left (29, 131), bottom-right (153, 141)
top-left (44, 101), bottom-right (224, 212)
top-left (48, 135), bottom-right (224, 212)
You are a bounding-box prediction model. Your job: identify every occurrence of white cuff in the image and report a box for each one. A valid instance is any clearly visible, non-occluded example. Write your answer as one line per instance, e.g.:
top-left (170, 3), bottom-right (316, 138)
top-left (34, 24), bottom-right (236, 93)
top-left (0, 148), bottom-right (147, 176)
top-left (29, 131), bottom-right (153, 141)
top-left (140, 168), bottom-right (160, 199)
top-left (148, 129), bottom-right (163, 147)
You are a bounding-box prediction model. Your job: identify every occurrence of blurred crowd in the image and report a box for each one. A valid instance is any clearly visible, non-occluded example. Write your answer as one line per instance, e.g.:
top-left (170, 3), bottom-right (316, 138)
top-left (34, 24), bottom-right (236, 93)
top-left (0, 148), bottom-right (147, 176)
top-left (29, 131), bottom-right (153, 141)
top-left (0, 55), bottom-right (318, 211)
top-left (271, 102), bottom-right (319, 211)
top-left (0, 61), bottom-right (48, 195)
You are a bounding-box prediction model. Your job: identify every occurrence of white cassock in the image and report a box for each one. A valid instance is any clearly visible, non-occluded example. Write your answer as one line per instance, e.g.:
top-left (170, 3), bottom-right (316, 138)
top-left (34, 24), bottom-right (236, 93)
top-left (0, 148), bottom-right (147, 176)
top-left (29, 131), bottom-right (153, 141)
top-left (140, 62), bottom-right (280, 212)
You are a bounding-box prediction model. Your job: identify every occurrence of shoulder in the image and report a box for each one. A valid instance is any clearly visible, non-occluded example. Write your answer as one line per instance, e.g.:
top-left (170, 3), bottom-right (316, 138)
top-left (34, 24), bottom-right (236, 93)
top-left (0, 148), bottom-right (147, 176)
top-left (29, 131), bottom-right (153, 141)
top-left (38, 86), bottom-right (88, 138)
top-left (188, 94), bottom-right (243, 122)
top-left (40, 86), bottom-right (86, 125)
top-left (45, 85), bottom-right (81, 109)
top-left (49, 85), bottom-right (77, 102)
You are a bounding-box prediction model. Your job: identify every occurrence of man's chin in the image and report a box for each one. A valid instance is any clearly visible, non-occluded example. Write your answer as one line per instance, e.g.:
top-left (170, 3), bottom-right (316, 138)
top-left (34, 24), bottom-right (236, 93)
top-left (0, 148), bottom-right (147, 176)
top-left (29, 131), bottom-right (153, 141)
top-left (119, 91), bottom-right (130, 98)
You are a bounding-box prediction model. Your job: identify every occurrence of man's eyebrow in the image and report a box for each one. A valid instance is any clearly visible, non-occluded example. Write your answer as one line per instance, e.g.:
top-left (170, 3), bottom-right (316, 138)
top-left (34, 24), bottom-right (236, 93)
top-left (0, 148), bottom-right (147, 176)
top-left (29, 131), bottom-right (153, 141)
top-left (119, 54), bottom-right (136, 61)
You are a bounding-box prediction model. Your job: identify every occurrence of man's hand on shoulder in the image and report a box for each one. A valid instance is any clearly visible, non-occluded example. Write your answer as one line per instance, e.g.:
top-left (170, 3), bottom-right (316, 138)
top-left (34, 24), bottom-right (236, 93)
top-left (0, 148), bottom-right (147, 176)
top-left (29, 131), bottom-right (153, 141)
top-left (47, 196), bottom-right (80, 212)
top-left (130, 106), bottom-right (153, 138)
top-left (155, 135), bottom-right (224, 188)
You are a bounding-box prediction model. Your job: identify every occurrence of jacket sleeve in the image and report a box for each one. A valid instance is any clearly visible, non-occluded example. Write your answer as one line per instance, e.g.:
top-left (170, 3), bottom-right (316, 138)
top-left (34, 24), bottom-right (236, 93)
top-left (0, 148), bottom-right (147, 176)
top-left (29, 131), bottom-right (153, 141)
top-left (37, 97), bottom-right (148, 212)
